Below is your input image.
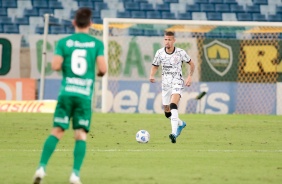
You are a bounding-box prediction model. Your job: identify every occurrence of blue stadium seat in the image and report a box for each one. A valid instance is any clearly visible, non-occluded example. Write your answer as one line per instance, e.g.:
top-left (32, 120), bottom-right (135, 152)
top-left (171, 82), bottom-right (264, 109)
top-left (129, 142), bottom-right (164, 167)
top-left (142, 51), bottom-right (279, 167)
top-left (2, 0), bottom-right (17, 8)
top-left (92, 11), bottom-right (100, 19)
top-left (0, 25), bottom-right (2, 33)
top-left (245, 5), bottom-right (260, 13)
top-left (209, 0), bottom-right (223, 3)
top-left (144, 29), bottom-right (161, 36)
top-left (252, 13), bottom-right (267, 21)
top-left (223, 0), bottom-right (237, 4)
top-left (268, 14), bottom-right (282, 22)
top-left (133, 0), bottom-right (147, 2)
top-left (33, 1), bottom-right (48, 8)
top-left (124, 2), bottom-right (140, 11)
top-left (117, 11), bottom-right (131, 18)
top-left (14, 17), bottom-right (30, 25)
top-left (93, 18), bottom-right (103, 24)
top-left (163, 0), bottom-right (179, 3)
top-left (39, 9), bottom-right (54, 16)
top-left (215, 4), bottom-right (230, 13)
top-left (66, 26), bottom-right (75, 34)
top-left (24, 8), bottom-right (39, 17)
top-left (200, 4), bottom-right (215, 12)
top-left (253, 0), bottom-right (268, 5)
top-left (49, 17), bottom-right (60, 25)
top-left (49, 1), bottom-right (63, 9)
top-left (61, 19), bottom-right (72, 26)
top-left (129, 28), bottom-right (143, 36)
top-left (50, 26), bottom-right (65, 34)
top-left (186, 4), bottom-right (200, 12)
top-left (156, 3), bottom-right (170, 12)
top-left (0, 8), bottom-right (7, 16)
top-left (161, 12), bottom-right (176, 19)
top-left (4, 24), bottom-right (19, 33)
top-left (35, 26), bottom-right (44, 34)
top-left (94, 2), bottom-right (108, 11)
top-left (207, 12), bottom-right (222, 20)
top-left (140, 3), bottom-right (154, 11)
top-left (205, 32), bottom-right (221, 38)
top-left (237, 13), bottom-right (252, 21)
top-left (230, 4), bottom-right (245, 13)
top-left (146, 11), bottom-right (161, 19)
top-left (178, 12), bottom-right (192, 20)
top-left (0, 16), bottom-right (13, 24)
top-left (131, 11), bottom-right (146, 18)
top-left (221, 32), bottom-right (236, 39)
top-left (77, 1), bottom-right (94, 9)
top-left (276, 6), bottom-right (282, 14)
top-left (194, 0), bottom-right (209, 3)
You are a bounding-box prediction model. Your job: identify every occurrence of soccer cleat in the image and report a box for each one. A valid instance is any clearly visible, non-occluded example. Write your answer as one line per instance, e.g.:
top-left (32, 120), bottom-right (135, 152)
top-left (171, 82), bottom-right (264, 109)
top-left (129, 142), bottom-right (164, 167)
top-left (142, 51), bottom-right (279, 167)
top-left (33, 167), bottom-right (46, 184)
top-left (70, 173), bottom-right (82, 184)
top-left (169, 133), bottom-right (176, 143)
top-left (176, 122), bottom-right (186, 137)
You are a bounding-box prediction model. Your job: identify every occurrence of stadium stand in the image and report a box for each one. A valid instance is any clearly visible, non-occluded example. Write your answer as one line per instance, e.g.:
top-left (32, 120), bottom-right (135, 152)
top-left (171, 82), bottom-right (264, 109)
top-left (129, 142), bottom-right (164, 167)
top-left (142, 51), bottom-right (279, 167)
top-left (0, 0), bottom-right (281, 39)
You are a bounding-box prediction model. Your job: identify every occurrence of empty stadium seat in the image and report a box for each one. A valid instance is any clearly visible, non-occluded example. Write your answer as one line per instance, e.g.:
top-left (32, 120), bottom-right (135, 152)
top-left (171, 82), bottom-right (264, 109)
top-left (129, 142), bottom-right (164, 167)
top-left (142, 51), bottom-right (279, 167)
top-left (215, 4), bottom-right (230, 13)
top-left (66, 26), bottom-right (75, 34)
top-left (0, 16), bottom-right (13, 24)
top-left (24, 8), bottom-right (39, 17)
top-left (49, 1), bottom-right (63, 9)
top-left (35, 26), bottom-right (44, 34)
top-left (61, 19), bottom-right (72, 26)
top-left (209, 0), bottom-right (223, 3)
top-left (14, 17), bottom-right (30, 25)
top-left (140, 3), bottom-right (154, 11)
top-left (156, 3), bottom-right (170, 12)
top-left (252, 13), bottom-right (267, 21)
top-left (33, 1), bottom-right (48, 8)
top-left (39, 9), bottom-right (54, 16)
top-left (194, 0), bottom-right (209, 3)
top-left (245, 5), bottom-right (260, 13)
top-left (50, 26), bottom-right (65, 34)
top-left (207, 12), bottom-right (222, 20)
top-left (200, 4), bottom-right (215, 12)
top-left (0, 8), bottom-right (8, 16)
top-left (3, 24), bottom-right (19, 33)
top-left (2, 0), bottom-right (17, 8)
top-left (178, 12), bottom-right (192, 20)
top-left (237, 13), bottom-right (252, 21)
top-left (94, 2), bottom-right (108, 11)
top-left (186, 4), bottom-right (200, 12)
top-left (253, 0), bottom-right (268, 5)
top-left (117, 11), bottom-right (131, 18)
top-left (268, 14), bottom-right (282, 22)
top-left (131, 11), bottom-right (146, 18)
top-left (77, 1), bottom-right (94, 9)
top-left (162, 12), bottom-right (176, 19)
top-left (125, 2), bottom-right (140, 11)
top-left (230, 4), bottom-right (245, 13)
top-left (0, 25), bottom-right (3, 33)
top-left (223, 0), bottom-right (237, 4)
top-left (146, 11), bottom-right (161, 19)
top-left (144, 29), bottom-right (161, 36)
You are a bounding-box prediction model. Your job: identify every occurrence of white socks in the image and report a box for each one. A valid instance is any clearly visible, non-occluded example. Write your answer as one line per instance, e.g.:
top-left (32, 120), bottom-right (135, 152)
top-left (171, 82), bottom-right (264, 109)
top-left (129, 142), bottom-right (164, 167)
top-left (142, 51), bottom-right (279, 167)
top-left (171, 109), bottom-right (179, 135)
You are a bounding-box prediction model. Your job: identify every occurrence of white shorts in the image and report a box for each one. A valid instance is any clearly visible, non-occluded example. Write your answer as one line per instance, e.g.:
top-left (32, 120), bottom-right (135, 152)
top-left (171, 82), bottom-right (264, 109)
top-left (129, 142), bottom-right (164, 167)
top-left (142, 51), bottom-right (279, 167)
top-left (162, 87), bottom-right (184, 105)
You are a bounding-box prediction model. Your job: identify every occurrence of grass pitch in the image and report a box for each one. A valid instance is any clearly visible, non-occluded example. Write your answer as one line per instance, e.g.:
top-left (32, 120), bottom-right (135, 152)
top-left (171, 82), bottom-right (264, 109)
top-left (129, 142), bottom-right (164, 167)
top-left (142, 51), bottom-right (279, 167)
top-left (0, 113), bottom-right (281, 184)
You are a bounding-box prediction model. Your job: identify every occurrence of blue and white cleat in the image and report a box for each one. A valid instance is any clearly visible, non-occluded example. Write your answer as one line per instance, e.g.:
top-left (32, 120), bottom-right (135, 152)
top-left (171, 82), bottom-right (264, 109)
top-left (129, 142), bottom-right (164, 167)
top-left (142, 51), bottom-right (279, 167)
top-left (176, 122), bottom-right (186, 137)
top-left (169, 133), bottom-right (177, 143)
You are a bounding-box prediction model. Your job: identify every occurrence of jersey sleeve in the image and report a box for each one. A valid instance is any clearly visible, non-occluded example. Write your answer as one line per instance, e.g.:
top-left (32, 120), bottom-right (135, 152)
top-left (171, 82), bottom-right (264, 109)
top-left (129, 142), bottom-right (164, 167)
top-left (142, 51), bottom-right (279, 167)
top-left (97, 40), bottom-right (104, 56)
top-left (152, 50), bottom-right (161, 66)
top-left (182, 50), bottom-right (191, 63)
top-left (54, 39), bottom-right (64, 57)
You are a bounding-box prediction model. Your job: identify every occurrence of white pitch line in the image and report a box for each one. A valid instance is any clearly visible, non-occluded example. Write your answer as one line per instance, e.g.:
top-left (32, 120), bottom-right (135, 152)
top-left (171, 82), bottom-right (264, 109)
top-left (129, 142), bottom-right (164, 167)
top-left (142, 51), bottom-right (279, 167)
top-left (0, 149), bottom-right (282, 153)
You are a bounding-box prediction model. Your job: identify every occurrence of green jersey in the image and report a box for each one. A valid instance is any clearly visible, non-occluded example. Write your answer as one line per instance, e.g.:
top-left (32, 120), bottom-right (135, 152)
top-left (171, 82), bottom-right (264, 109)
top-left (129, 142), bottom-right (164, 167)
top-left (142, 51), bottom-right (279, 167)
top-left (55, 33), bottom-right (104, 100)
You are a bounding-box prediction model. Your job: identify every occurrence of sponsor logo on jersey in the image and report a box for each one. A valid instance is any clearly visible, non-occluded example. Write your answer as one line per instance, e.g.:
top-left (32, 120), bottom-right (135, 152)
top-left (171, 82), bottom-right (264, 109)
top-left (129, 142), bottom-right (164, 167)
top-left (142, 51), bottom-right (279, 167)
top-left (66, 39), bottom-right (95, 48)
top-left (203, 40), bottom-right (232, 76)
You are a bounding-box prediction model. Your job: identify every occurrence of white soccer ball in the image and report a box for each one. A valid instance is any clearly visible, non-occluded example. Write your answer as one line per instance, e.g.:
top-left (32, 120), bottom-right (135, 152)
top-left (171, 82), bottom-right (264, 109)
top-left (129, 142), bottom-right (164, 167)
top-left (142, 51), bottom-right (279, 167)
top-left (136, 130), bottom-right (150, 143)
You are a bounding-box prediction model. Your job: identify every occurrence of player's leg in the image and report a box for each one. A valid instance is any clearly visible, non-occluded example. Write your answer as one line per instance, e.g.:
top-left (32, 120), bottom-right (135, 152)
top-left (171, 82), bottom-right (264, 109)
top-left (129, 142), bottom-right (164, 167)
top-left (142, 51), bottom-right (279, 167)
top-left (169, 94), bottom-right (181, 143)
top-left (171, 90), bottom-right (186, 138)
top-left (33, 96), bottom-right (72, 184)
top-left (69, 97), bottom-right (92, 184)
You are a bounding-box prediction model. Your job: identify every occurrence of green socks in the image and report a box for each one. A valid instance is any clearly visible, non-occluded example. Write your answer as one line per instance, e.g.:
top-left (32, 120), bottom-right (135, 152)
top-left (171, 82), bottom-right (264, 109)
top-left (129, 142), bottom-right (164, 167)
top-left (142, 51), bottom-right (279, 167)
top-left (73, 140), bottom-right (86, 176)
top-left (39, 135), bottom-right (59, 169)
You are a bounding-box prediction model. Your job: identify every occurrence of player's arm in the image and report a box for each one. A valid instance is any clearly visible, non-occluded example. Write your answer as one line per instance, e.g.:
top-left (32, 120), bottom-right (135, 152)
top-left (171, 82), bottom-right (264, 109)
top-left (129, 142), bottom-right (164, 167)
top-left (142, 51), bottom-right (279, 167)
top-left (96, 56), bottom-right (107, 77)
top-left (51, 55), bottom-right (63, 71)
top-left (149, 65), bottom-right (159, 83)
top-left (185, 59), bottom-right (195, 87)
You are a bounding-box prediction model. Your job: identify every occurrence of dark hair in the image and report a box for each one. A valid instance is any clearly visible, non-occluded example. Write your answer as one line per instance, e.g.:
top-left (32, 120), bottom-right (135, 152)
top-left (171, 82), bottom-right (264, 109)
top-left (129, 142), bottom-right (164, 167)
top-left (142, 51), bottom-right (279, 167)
top-left (164, 31), bottom-right (175, 36)
top-left (75, 7), bottom-right (92, 28)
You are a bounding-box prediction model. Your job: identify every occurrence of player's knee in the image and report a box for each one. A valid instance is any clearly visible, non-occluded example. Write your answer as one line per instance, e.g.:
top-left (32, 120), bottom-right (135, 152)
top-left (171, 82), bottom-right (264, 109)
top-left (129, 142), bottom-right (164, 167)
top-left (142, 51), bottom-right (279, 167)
top-left (165, 111), bottom-right (171, 118)
top-left (170, 103), bottom-right (178, 110)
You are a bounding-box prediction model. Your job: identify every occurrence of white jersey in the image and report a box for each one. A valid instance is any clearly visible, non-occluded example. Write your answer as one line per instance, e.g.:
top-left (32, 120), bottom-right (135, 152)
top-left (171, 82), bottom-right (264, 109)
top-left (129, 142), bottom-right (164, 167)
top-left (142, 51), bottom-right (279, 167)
top-left (152, 47), bottom-right (191, 91)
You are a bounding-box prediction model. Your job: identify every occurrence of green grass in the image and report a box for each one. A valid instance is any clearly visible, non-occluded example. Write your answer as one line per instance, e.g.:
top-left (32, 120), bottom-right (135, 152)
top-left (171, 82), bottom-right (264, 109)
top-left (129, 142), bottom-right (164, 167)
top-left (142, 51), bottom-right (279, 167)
top-left (0, 113), bottom-right (281, 184)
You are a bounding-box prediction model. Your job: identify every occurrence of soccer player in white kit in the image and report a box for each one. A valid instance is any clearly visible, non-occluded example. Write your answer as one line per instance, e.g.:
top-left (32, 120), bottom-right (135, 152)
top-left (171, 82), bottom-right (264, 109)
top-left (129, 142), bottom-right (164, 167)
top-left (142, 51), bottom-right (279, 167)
top-left (149, 31), bottom-right (195, 143)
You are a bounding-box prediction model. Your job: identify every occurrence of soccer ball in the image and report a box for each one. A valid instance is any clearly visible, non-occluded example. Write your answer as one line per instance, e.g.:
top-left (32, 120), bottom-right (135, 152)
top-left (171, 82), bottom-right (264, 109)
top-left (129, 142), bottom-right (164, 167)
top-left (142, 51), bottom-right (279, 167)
top-left (136, 130), bottom-right (150, 143)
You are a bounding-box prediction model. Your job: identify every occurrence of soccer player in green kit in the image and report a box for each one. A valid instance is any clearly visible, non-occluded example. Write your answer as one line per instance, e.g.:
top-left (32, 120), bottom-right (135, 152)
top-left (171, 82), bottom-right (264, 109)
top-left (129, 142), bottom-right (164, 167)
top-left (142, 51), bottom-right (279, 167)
top-left (33, 7), bottom-right (107, 184)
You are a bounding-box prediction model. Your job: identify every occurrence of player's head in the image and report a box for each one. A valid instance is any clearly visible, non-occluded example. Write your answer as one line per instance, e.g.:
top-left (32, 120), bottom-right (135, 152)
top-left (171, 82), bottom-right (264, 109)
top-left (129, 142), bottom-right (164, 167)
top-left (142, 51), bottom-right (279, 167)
top-left (164, 31), bottom-right (175, 50)
top-left (73, 7), bottom-right (92, 29)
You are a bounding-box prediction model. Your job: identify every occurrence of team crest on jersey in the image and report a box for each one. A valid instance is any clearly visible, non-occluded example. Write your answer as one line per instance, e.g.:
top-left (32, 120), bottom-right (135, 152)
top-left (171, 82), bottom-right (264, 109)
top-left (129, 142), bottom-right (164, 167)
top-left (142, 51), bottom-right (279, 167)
top-left (170, 56), bottom-right (180, 65)
top-left (203, 40), bottom-right (232, 76)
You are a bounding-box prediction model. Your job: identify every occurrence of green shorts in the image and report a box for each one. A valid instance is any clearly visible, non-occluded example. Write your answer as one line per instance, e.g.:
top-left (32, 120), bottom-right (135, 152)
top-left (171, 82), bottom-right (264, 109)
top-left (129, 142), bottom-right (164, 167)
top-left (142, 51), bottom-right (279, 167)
top-left (53, 95), bottom-right (92, 132)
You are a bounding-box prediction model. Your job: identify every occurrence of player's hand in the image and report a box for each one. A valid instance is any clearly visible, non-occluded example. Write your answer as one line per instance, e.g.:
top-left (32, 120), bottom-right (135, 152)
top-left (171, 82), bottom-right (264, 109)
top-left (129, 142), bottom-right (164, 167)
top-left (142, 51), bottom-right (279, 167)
top-left (149, 76), bottom-right (155, 83)
top-left (185, 76), bottom-right (192, 86)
